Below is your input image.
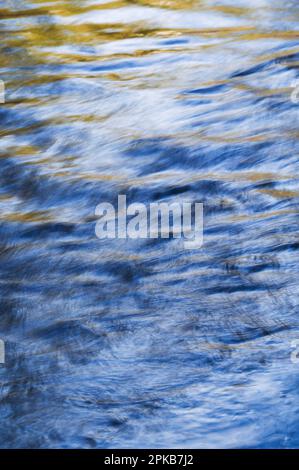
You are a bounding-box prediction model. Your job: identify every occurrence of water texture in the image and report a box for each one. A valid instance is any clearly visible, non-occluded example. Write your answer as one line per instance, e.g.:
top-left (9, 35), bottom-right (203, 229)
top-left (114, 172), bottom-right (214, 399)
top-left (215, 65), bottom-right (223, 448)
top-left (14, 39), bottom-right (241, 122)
top-left (0, 0), bottom-right (299, 448)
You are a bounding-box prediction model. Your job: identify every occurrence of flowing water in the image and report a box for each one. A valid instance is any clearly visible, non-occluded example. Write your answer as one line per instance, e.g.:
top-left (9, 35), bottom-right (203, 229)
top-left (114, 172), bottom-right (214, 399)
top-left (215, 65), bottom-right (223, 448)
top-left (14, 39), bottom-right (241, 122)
top-left (0, 0), bottom-right (299, 449)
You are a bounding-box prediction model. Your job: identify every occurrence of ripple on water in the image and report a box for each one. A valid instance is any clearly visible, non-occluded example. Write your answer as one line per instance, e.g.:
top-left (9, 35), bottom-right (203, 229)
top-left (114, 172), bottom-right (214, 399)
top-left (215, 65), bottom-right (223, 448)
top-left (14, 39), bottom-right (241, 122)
top-left (0, 0), bottom-right (299, 449)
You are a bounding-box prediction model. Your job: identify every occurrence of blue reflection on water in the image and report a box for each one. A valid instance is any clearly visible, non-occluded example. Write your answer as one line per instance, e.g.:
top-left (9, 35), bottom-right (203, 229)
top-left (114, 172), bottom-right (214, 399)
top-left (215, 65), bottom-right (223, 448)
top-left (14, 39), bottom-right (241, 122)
top-left (0, 0), bottom-right (299, 448)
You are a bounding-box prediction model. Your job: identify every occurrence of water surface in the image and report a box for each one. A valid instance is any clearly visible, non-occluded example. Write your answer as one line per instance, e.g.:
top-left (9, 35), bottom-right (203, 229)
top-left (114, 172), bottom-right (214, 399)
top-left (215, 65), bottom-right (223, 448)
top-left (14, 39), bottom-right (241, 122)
top-left (0, 0), bottom-right (299, 448)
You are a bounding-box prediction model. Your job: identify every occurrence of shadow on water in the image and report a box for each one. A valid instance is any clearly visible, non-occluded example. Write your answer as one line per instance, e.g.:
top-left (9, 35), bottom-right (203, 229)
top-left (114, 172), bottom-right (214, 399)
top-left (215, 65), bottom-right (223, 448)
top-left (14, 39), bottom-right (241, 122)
top-left (0, 0), bottom-right (299, 448)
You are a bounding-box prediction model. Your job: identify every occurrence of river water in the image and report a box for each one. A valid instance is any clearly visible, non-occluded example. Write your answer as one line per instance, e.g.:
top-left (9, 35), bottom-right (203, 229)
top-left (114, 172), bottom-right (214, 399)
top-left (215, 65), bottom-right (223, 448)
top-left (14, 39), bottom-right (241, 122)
top-left (0, 0), bottom-right (299, 448)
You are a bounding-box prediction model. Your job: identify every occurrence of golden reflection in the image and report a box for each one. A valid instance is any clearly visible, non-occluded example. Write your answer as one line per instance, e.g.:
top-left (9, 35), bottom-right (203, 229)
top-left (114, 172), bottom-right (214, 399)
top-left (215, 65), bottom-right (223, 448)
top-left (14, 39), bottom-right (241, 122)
top-left (0, 1), bottom-right (128, 19)
top-left (257, 189), bottom-right (299, 199)
top-left (125, 0), bottom-right (201, 10)
top-left (3, 144), bottom-right (40, 157)
top-left (0, 211), bottom-right (53, 223)
top-left (229, 209), bottom-right (298, 223)
top-left (6, 24), bottom-right (255, 51)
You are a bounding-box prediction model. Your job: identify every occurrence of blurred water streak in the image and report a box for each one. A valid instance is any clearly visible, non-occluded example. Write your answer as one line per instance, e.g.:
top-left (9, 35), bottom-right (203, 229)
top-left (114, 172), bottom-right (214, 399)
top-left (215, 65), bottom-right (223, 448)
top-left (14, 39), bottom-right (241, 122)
top-left (0, 0), bottom-right (299, 448)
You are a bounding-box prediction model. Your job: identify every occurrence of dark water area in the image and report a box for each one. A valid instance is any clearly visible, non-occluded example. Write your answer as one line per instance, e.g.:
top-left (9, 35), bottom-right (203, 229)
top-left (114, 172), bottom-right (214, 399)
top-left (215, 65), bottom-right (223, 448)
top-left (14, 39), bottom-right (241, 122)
top-left (0, 0), bottom-right (299, 448)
